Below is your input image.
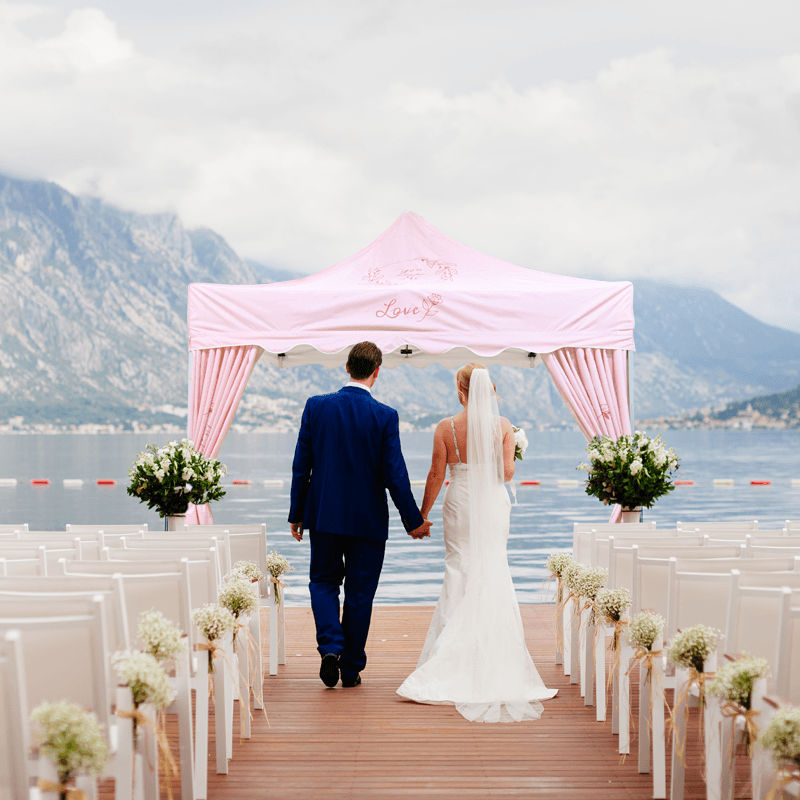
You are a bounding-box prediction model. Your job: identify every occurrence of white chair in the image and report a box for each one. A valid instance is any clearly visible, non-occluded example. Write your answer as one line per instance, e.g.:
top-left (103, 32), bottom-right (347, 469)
top-left (184, 523), bottom-right (267, 536)
top-left (0, 598), bottom-right (136, 800)
top-left (0, 524), bottom-right (27, 533)
top-left (775, 592), bottom-right (800, 702)
top-left (677, 520), bottom-right (758, 531)
top-left (66, 524), bottom-right (149, 534)
top-left (786, 520), bottom-right (800, 531)
top-left (21, 530), bottom-right (145, 560)
top-left (141, 529), bottom-right (233, 575)
top-left (0, 630), bottom-right (31, 800)
top-left (0, 545), bottom-right (48, 577)
top-left (751, 694), bottom-right (800, 800)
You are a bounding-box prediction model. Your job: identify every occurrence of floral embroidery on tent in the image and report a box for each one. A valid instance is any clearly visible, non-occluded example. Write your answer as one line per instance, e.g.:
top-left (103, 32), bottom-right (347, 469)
top-left (362, 257), bottom-right (459, 285)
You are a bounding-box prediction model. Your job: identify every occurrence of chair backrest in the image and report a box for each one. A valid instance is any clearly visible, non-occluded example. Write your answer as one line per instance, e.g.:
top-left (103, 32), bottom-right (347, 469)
top-left (66, 524), bottom-right (148, 533)
top-left (743, 535), bottom-right (800, 547)
top-left (0, 545), bottom-right (47, 577)
top-left (103, 546), bottom-right (213, 562)
top-left (184, 523), bottom-right (267, 536)
top-left (0, 630), bottom-right (30, 800)
top-left (61, 558), bottom-right (189, 576)
top-left (0, 524), bottom-right (27, 533)
top-left (20, 530), bottom-right (144, 560)
top-left (672, 556), bottom-right (799, 574)
top-left (227, 531), bottom-right (270, 596)
top-left (118, 566), bottom-right (194, 651)
top-left (140, 530), bottom-right (232, 574)
top-left (748, 544), bottom-right (800, 558)
top-left (707, 530), bottom-right (790, 543)
top-left (666, 560), bottom-right (735, 643)
top-left (576, 530), bottom-right (700, 568)
top-left (775, 592), bottom-right (800, 701)
top-left (607, 535), bottom-right (710, 590)
top-left (677, 520), bottom-right (758, 531)
top-left (572, 521), bottom-right (656, 556)
top-left (0, 599), bottom-right (111, 736)
top-left (0, 583), bottom-right (130, 653)
top-left (724, 576), bottom-right (800, 691)
top-left (785, 520), bottom-right (800, 531)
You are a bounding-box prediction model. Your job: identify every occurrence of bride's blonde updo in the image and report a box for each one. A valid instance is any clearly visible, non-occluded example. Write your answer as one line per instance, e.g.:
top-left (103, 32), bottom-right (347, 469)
top-left (456, 363), bottom-right (497, 404)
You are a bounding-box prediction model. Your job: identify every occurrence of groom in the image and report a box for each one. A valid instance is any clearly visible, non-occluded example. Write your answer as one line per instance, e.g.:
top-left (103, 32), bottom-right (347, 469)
top-left (288, 341), bottom-right (431, 688)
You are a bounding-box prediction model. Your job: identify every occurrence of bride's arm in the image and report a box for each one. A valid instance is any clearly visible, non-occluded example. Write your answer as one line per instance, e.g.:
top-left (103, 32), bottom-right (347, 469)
top-left (500, 418), bottom-right (516, 482)
top-left (420, 420), bottom-right (449, 520)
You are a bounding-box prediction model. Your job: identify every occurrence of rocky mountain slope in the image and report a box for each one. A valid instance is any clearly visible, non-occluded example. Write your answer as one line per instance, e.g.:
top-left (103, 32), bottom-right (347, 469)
top-left (1, 173), bottom-right (798, 431)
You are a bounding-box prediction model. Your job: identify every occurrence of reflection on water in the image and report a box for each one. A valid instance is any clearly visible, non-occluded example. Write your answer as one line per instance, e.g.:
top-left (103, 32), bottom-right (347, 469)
top-left (0, 430), bottom-right (798, 604)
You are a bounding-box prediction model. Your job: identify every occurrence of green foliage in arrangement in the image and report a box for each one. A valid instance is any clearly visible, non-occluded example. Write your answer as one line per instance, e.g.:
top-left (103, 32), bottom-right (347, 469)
top-left (577, 431), bottom-right (680, 510)
top-left (126, 438), bottom-right (227, 517)
top-left (31, 701), bottom-right (110, 786)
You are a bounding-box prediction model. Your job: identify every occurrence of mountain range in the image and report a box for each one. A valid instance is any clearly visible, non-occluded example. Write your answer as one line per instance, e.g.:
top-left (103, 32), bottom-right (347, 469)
top-left (1, 172), bottom-right (799, 432)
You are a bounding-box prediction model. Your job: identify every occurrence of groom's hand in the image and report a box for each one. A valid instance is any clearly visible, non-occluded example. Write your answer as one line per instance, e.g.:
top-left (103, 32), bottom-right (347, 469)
top-left (408, 519), bottom-right (432, 539)
top-left (290, 522), bottom-right (304, 541)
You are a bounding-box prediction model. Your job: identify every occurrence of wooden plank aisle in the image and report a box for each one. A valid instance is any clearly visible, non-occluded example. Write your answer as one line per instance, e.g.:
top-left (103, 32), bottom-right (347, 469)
top-left (198, 605), bottom-right (753, 800)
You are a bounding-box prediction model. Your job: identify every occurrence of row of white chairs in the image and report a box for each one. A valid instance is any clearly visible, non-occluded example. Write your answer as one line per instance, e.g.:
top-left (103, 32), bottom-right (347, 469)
top-left (0, 522), bottom-right (285, 800)
top-left (561, 520), bottom-right (800, 800)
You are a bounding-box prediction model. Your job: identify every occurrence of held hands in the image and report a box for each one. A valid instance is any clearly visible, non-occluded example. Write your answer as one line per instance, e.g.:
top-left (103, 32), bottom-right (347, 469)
top-left (290, 522), bottom-right (303, 542)
top-left (408, 518), bottom-right (432, 540)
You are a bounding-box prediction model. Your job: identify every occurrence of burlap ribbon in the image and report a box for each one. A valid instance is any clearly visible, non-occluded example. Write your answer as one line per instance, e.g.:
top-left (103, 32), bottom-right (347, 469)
top-left (116, 706), bottom-right (178, 800)
top-left (599, 616), bottom-right (628, 691)
top-left (672, 667), bottom-right (714, 767)
top-left (720, 702), bottom-right (760, 758)
top-left (36, 780), bottom-right (89, 799)
top-left (232, 619), bottom-right (270, 732)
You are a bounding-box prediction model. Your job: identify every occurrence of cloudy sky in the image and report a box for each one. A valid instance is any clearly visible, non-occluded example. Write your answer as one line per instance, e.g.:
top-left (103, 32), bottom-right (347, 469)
top-left (2, 0), bottom-right (799, 331)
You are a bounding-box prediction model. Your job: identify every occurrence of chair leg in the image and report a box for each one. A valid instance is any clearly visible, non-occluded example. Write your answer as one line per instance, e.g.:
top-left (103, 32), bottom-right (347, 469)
top-left (670, 668), bottom-right (688, 800)
top-left (114, 686), bottom-right (135, 800)
top-left (555, 592), bottom-right (563, 665)
top-left (235, 627), bottom-right (251, 739)
top-left (193, 673), bottom-right (209, 799)
top-left (579, 605), bottom-right (587, 697)
top-left (249, 610), bottom-right (264, 710)
top-left (595, 624), bottom-right (607, 721)
top-left (639, 662), bottom-right (651, 775)
top-left (269, 592), bottom-right (279, 676)
top-left (136, 704), bottom-right (158, 800)
top-left (175, 649), bottom-right (195, 800)
top-left (563, 596), bottom-right (572, 676)
top-left (652, 653), bottom-right (666, 800)
top-left (584, 619), bottom-right (595, 707)
top-left (214, 644), bottom-right (229, 774)
top-left (569, 602), bottom-right (580, 685)
top-left (618, 643), bottom-right (631, 755)
top-left (278, 588), bottom-right (286, 665)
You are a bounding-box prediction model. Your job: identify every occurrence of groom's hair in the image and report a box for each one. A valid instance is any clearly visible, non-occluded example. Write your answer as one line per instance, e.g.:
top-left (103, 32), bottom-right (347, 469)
top-left (347, 341), bottom-right (383, 379)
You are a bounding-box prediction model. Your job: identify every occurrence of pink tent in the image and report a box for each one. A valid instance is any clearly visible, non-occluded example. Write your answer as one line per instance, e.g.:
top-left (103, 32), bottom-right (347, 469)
top-left (186, 211), bottom-right (636, 523)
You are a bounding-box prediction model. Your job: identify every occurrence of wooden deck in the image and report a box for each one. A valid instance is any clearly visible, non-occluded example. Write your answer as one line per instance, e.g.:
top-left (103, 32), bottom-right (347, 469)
top-left (192, 605), bottom-right (752, 800)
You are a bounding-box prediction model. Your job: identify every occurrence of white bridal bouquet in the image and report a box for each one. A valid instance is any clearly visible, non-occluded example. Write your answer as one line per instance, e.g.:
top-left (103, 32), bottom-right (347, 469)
top-left (577, 431), bottom-right (680, 510)
top-left (127, 438), bottom-right (227, 518)
top-left (512, 426), bottom-right (529, 461)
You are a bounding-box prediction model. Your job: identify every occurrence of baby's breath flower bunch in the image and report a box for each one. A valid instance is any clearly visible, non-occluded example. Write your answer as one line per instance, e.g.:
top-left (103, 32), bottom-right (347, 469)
top-left (126, 438), bottom-right (227, 517)
top-left (668, 624), bottom-right (722, 672)
top-left (708, 655), bottom-right (768, 709)
top-left (759, 706), bottom-right (800, 771)
top-left (595, 587), bottom-right (632, 622)
top-left (512, 426), bottom-right (529, 461)
top-left (545, 552), bottom-right (574, 579)
top-left (561, 561), bottom-right (586, 595)
top-left (265, 550), bottom-right (294, 580)
top-left (577, 431), bottom-right (680, 510)
top-left (229, 560), bottom-right (265, 583)
top-left (31, 701), bottom-right (110, 786)
top-left (627, 611), bottom-right (665, 650)
top-left (193, 604), bottom-right (236, 642)
top-left (219, 575), bottom-right (260, 620)
top-left (573, 566), bottom-right (608, 601)
top-left (137, 609), bottom-right (186, 665)
top-left (113, 651), bottom-right (175, 710)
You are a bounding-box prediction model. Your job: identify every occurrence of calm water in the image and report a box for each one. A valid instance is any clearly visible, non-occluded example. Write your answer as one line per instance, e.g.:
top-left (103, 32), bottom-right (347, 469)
top-left (1, 430), bottom-right (798, 604)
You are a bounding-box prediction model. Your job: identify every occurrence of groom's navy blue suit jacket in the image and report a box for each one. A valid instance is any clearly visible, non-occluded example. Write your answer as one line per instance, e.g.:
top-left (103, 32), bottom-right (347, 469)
top-left (288, 386), bottom-right (423, 541)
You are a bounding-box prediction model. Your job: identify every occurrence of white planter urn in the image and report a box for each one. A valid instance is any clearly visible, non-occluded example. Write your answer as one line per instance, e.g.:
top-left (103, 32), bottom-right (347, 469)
top-left (620, 507), bottom-right (643, 523)
top-left (165, 514), bottom-right (186, 532)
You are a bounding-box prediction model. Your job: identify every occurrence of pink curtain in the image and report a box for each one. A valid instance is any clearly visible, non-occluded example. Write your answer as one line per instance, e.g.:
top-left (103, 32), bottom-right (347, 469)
top-left (186, 345), bottom-right (263, 524)
top-left (542, 348), bottom-right (632, 523)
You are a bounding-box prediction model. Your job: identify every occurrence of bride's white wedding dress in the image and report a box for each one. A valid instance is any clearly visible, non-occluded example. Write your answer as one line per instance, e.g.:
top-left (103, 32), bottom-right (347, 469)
top-left (396, 370), bottom-right (557, 723)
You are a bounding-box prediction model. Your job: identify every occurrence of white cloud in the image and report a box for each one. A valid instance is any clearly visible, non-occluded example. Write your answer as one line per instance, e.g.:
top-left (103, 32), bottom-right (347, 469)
top-left (1, 1), bottom-right (800, 331)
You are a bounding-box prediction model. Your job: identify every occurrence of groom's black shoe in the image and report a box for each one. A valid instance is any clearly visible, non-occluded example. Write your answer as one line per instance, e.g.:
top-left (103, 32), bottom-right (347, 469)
top-left (319, 653), bottom-right (340, 688)
top-left (341, 674), bottom-right (361, 688)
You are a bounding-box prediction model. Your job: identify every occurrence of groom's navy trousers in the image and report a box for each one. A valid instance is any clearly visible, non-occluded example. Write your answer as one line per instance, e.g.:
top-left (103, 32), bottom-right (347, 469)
top-left (288, 385), bottom-right (423, 681)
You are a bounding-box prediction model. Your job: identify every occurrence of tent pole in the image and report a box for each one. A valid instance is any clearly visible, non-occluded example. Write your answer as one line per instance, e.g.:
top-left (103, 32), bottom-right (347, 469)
top-left (627, 350), bottom-right (635, 433)
top-left (187, 350), bottom-right (193, 439)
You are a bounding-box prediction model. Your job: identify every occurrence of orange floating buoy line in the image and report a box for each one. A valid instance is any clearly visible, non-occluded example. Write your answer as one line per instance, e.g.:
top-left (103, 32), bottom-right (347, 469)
top-left (96, 479), bottom-right (116, 485)
top-left (30, 479), bottom-right (50, 485)
top-left (750, 480), bottom-right (772, 486)
top-left (520, 480), bottom-right (541, 486)
top-left (674, 480), bottom-right (695, 486)
top-left (231, 479), bottom-right (253, 485)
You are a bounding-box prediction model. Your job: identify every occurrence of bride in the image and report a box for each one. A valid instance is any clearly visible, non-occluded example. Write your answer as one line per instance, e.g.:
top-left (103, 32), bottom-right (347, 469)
top-left (397, 364), bottom-right (557, 722)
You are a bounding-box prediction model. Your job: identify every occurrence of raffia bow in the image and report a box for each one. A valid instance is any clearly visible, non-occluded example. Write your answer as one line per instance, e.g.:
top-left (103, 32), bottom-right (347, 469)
top-left (720, 702), bottom-right (760, 757)
top-left (599, 616), bottom-right (628, 691)
top-left (672, 666), bottom-right (715, 767)
top-left (36, 780), bottom-right (89, 799)
top-left (626, 646), bottom-right (663, 680)
top-left (766, 766), bottom-right (800, 800)
top-left (116, 707), bottom-right (178, 800)
top-left (232, 619), bottom-right (270, 732)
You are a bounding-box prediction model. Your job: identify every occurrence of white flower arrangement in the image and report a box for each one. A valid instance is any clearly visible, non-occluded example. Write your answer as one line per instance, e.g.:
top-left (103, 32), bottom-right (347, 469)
top-left (595, 587), bottom-right (632, 622)
top-left (228, 560), bottom-right (265, 583)
top-left (561, 560), bottom-right (586, 594)
top-left (265, 550), bottom-right (294, 580)
top-left (218, 575), bottom-right (260, 619)
top-left (112, 651), bottom-right (175, 709)
top-left (573, 566), bottom-right (608, 601)
top-left (512, 426), bottom-right (529, 461)
top-left (545, 552), bottom-right (574, 579)
top-left (577, 431), bottom-right (680, 510)
top-left (667, 624), bottom-right (722, 672)
top-left (192, 603), bottom-right (236, 642)
top-left (759, 705), bottom-right (800, 771)
top-left (627, 611), bottom-right (665, 650)
top-left (31, 701), bottom-right (110, 787)
top-left (137, 609), bottom-right (187, 665)
top-left (126, 438), bottom-right (227, 518)
top-left (708, 655), bottom-right (768, 709)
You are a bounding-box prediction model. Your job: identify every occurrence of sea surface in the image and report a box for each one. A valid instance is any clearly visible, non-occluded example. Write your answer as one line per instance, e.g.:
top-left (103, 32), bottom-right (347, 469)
top-left (1, 430), bottom-right (798, 604)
